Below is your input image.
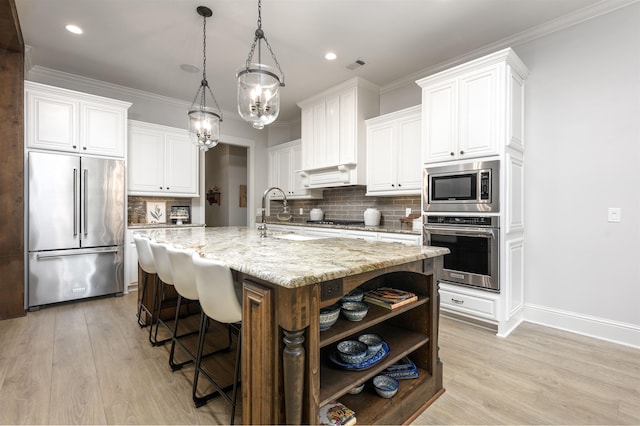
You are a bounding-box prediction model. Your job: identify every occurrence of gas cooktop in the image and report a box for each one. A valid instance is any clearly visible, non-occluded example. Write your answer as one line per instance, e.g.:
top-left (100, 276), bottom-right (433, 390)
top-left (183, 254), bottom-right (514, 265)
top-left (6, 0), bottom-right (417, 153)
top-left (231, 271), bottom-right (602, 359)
top-left (306, 220), bottom-right (366, 226)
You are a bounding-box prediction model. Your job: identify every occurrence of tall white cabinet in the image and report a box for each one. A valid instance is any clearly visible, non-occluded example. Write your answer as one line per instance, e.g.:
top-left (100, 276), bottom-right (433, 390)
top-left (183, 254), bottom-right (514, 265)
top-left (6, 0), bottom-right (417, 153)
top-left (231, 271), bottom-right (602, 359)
top-left (127, 120), bottom-right (199, 197)
top-left (297, 77), bottom-right (379, 188)
top-left (25, 81), bottom-right (130, 158)
top-left (417, 48), bottom-right (528, 336)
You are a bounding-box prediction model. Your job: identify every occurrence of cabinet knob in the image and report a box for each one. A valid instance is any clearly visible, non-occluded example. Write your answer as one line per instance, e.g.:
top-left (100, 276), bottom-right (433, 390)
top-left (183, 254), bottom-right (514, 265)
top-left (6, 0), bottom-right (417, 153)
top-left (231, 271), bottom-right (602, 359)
top-left (83, 147), bottom-right (87, 150)
top-left (73, 145), bottom-right (77, 149)
top-left (450, 152), bottom-right (454, 156)
top-left (398, 184), bottom-right (402, 187)
top-left (160, 187), bottom-right (163, 190)
top-left (391, 184), bottom-right (395, 187)
top-left (460, 150), bottom-right (465, 155)
top-left (166, 187), bottom-right (170, 190)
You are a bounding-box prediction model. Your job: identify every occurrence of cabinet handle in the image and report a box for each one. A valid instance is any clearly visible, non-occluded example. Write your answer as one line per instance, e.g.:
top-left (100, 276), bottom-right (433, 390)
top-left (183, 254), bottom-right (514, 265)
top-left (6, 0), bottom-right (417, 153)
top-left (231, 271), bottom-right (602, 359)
top-left (460, 150), bottom-right (465, 155)
top-left (450, 152), bottom-right (455, 156)
top-left (451, 298), bottom-right (464, 304)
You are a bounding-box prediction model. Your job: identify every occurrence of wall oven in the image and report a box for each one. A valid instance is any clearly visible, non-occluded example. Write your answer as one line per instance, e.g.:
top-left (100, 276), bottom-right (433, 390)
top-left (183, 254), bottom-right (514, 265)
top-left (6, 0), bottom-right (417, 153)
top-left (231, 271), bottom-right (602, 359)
top-left (423, 160), bottom-right (499, 213)
top-left (424, 215), bottom-right (499, 292)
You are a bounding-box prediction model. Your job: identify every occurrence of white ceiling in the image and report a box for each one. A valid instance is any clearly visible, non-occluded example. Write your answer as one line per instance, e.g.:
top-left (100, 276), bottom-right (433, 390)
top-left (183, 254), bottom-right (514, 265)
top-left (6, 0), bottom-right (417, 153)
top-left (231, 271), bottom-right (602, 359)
top-left (14, 0), bottom-right (632, 124)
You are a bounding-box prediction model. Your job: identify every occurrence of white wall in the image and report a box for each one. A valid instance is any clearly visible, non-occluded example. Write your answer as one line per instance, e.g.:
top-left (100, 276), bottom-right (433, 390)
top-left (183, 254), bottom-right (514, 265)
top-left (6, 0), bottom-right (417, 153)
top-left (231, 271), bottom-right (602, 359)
top-left (514, 4), bottom-right (640, 336)
top-left (379, 3), bottom-right (640, 345)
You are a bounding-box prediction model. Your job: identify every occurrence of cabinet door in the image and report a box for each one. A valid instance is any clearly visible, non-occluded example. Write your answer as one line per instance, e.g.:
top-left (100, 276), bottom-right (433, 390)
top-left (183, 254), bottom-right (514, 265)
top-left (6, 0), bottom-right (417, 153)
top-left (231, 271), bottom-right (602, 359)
top-left (396, 116), bottom-right (422, 191)
top-left (290, 144), bottom-right (306, 196)
top-left (128, 125), bottom-right (165, 193)
top-left (325, 95), bottom-right (341, 167)
top-left (366, 124), bottom-right (395, 193)
top-left (26, 90), bottom-right (79, 152)
top-left (458, 64), bottom-right (499, 159)
top-left (81, 102), bottom-right (126, 157)
top-left (312, 101), bottom-right (327, 167)
top-left (165, 131), bottom-right (199, 196)
top-left (339, 87), bottom-right (356, 164)
top-left (422, 80), bottom-right (457, 163)
top-left (300, 107), bottom-right (314, 170)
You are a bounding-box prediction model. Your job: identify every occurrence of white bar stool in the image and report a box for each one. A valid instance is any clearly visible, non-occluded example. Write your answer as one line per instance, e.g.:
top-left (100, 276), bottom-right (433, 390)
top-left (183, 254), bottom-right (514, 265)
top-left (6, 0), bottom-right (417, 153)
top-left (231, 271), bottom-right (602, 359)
top-left (133, 235), bottom-right (163, 346)
top-left (192, 253), bottom-right (242, 425)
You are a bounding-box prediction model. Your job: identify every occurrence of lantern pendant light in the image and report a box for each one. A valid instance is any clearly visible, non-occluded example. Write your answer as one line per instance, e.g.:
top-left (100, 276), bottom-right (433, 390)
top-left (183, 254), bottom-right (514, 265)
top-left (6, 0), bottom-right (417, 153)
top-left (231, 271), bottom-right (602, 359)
top-left (188, 6), bottom-right (222, 152)
top-left (237, 0), bottom-right (285, 129)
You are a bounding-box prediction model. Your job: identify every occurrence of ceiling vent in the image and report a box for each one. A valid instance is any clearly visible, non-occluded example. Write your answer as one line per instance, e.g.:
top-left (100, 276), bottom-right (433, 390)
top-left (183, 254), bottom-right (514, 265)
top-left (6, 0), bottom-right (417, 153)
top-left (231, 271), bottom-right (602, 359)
top-left (346, 59), bottom-right (365, 70)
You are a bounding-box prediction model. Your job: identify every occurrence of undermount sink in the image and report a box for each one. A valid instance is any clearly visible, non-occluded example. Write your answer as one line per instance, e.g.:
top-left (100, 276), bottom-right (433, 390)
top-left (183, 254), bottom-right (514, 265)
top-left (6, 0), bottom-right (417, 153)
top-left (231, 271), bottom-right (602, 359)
top-left (271, 233), bottom-right (326, 241)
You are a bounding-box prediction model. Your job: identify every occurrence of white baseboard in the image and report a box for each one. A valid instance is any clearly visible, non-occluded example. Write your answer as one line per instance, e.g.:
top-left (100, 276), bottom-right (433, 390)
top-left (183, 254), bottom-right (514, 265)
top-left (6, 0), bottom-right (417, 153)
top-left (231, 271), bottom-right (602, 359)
top-left (524, 303), bottom-right (640, 349)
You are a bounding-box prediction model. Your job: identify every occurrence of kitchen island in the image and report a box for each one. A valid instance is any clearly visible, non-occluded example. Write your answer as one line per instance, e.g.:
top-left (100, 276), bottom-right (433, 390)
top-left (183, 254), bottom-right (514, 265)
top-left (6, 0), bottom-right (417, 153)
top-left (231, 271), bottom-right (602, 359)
top-left (136, 226), bottom-right (448, 425)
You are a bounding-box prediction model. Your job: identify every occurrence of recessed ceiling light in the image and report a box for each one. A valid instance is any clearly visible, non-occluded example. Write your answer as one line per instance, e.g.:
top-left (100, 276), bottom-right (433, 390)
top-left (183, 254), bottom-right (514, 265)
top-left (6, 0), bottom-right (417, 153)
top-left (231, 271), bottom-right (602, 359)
top-left (65, 24), bottom-right (83, 35)
top-left (180, 63), bottom-right (200, 73)
top-left (325, 52), bottom-right (337, 61)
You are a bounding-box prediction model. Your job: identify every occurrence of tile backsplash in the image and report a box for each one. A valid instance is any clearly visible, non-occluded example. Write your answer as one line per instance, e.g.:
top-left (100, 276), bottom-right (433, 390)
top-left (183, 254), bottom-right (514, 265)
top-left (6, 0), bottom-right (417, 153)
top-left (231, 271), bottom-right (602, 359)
top-left (269, 186), bottom-right (421, 225)
top-left (128, 196), bottom-right (193, 225)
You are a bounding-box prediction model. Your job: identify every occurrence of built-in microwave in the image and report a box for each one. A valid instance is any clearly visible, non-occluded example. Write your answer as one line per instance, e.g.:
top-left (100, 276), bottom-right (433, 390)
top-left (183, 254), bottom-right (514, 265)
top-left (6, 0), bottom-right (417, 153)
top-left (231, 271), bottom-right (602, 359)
top-left (423, 160), bottom-right (499, 213)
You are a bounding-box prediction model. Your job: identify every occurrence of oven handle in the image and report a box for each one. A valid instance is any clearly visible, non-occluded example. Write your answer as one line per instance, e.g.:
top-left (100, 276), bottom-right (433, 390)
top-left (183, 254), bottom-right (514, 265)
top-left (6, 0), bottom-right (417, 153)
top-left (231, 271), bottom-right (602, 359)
top-left (425, 226), bottom-right (498, 238)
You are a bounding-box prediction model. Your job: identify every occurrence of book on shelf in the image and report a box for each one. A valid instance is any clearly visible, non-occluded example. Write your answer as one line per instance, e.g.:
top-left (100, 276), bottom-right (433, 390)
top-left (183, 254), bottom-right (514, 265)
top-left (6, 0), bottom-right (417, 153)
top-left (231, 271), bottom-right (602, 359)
top-left (319, 401), bottom-right (357, 426)
top-left (364, 287), bottom-right (417, 310)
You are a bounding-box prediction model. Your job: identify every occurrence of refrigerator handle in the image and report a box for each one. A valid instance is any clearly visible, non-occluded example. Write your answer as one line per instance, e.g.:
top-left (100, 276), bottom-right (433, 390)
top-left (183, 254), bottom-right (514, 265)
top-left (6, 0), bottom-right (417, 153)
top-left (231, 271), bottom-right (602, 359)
top-left (73, 168), bottom-right (78, 236)
top-left (83, 168), bottom-right (88, 236)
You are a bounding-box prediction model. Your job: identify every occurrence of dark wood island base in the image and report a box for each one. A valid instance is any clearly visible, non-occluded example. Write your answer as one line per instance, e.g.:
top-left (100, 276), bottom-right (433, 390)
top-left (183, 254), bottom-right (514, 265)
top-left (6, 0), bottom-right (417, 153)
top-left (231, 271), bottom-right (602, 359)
top-left (241, 258), bottom-right (445, 425)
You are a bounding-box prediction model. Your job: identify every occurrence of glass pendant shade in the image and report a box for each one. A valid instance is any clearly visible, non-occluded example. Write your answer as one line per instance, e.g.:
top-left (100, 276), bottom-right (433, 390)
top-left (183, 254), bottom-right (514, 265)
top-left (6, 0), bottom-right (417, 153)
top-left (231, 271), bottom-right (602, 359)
top-left (237, 64), bottom-right (281, 129)
top-left (188, 106), bottom-right (221, 151)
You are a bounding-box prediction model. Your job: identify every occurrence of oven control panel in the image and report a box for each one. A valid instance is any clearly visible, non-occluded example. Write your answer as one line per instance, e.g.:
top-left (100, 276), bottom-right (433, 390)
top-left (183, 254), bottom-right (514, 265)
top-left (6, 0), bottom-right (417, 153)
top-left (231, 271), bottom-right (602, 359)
top-left (426, 215), bottom-right (498, 227)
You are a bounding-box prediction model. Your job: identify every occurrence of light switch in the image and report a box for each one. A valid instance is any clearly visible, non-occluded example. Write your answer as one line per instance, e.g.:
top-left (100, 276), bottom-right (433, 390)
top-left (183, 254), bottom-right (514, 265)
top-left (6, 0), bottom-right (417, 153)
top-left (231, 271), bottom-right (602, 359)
top-left (608, 207), bottom-right (621, 223)
top-left (299, 208), bottom-right (304, 215)
top-left (405, 208), bottom-right (412, 216)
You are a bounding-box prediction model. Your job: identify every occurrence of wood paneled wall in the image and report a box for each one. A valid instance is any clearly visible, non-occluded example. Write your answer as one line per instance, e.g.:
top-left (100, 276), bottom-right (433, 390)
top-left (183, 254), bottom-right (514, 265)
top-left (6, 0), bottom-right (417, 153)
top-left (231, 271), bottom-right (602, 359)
top-left (0, 0), bottom-right (25, 319)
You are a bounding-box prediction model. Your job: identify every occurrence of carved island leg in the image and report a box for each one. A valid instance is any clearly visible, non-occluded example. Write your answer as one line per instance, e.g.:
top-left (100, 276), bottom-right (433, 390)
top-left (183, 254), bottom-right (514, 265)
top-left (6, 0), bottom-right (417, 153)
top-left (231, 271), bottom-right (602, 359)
top-left (282, 328), bottom-right (305, 425)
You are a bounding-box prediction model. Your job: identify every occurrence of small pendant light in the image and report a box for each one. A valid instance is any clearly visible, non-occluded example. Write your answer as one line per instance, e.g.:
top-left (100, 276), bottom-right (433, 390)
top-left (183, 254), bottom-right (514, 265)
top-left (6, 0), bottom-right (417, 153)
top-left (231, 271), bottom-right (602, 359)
top-left (188, 6), bottom-right (222, 152)
top-left (237, 0), bottom-right (285, 129)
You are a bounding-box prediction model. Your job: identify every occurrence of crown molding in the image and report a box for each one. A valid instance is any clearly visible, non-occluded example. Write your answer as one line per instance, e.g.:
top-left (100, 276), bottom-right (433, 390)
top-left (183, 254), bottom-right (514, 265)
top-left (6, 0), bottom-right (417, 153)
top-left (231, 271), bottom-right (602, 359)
top-left (380, 0), bottom-right (640, 94)
top-left (25, 64), bottom-right (294, 127)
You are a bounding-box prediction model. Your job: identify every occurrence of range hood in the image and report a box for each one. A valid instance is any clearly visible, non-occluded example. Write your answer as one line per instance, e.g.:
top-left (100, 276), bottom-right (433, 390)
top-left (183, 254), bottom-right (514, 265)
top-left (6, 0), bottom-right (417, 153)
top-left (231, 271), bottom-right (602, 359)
top-left (298, 163), bottom-right (363, 188)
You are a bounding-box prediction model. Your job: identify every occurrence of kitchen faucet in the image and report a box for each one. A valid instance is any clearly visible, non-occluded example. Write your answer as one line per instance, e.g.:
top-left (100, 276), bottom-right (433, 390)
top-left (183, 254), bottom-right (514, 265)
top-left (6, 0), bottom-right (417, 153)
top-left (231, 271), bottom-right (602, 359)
top-left (259, 187), bottom-right (289, 237)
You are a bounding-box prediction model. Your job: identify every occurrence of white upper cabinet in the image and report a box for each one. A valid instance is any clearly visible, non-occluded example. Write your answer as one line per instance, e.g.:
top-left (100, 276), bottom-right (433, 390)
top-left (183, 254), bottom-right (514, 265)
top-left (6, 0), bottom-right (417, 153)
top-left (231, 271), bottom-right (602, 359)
top-left (297, 77), bottom-right (379, 188)
top-left (128, 120), bottom-right (199, 197)
top-left (366, 105), bottom-right (421, 196)
top-left (25, 81), bottom-right (130, 158)
top-left (417, 48), bottom-right (528, 164)
top-left (268, 139), bottom-right (323, 200)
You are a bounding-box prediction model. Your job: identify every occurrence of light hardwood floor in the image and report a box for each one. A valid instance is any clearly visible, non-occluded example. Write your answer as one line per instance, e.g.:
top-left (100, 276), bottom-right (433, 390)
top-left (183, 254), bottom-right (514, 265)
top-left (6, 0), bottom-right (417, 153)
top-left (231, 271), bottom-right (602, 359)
top-left (0, 293), bottom-right (638, 425)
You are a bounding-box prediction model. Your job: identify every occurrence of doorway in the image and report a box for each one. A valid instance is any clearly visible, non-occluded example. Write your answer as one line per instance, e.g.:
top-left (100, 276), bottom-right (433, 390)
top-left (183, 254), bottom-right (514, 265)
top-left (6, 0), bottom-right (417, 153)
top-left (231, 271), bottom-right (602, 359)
top-left (204, 143), bottom-right (249, 227)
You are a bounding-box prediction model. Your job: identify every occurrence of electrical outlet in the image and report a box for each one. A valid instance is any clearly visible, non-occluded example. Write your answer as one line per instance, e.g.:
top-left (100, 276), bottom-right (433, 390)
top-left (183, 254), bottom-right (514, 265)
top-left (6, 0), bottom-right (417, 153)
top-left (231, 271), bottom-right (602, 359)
top-left (608, 207), bottom-right (621, 222)
top-left (405, 207), bottom-right (412, 216)
top-left (299, 208), bottom-right (304, 215)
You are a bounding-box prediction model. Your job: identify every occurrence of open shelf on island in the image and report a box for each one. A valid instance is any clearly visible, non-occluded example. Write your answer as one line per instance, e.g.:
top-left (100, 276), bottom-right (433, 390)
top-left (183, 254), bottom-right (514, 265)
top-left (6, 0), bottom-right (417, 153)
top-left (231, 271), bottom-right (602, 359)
top-left (319, 295), bottom-right (429, 348)
top-left (319, 322), bottom-right (429, 405)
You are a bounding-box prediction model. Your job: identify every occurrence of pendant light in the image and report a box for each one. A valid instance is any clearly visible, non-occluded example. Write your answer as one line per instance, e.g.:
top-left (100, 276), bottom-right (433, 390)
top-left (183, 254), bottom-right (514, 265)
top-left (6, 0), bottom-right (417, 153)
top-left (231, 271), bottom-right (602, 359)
top-left (237, 0), bottom-right (285, 129)
top-left (188, 6), bottom-right (222, 152)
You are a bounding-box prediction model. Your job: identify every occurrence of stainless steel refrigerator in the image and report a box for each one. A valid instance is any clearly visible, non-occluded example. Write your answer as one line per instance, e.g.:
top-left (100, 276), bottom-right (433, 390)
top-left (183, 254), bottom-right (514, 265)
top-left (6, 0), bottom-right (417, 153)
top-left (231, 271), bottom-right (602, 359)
top-left (27, 151), bottom-right (125, 308)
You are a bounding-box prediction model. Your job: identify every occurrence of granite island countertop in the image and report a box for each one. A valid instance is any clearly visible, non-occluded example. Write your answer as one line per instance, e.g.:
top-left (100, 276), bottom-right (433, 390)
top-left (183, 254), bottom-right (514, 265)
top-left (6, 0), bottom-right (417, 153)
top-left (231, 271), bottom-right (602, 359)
top-left (134, 226), bottom-right (448, 289)
top-left (263, 217), bottom-right (421, 235)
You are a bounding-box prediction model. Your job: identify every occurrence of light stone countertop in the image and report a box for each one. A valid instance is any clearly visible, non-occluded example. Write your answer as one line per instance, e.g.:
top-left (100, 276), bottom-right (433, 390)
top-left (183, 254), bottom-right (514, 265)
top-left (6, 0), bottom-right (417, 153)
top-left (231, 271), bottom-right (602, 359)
top-left (134, 226), bottom-right (448, 289)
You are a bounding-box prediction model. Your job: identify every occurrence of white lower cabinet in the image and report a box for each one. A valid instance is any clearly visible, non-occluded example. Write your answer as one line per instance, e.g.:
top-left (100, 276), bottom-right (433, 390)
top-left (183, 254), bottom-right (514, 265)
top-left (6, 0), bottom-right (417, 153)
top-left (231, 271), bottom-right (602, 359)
top-left (377, 232), bottom-right (422, 245)
top-left (439, 283), bottom-right (499, 321)
top-left (124, 230), bottom-right (139, 291)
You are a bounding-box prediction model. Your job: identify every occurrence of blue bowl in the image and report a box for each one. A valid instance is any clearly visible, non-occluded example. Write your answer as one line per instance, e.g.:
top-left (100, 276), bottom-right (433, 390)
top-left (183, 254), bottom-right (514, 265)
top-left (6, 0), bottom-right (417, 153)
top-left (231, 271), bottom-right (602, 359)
top-left (358, 333), bottom-right (383, 354)
top-left (319, 304), bottom-right (341, 331)
top-left (341, 301), bottom-right (369, 321)
top-left (373, 375), bottom-right (399, 398)
top-left (341, 287), bottom-right (364, 303)
top-left (337, 340), bottom-right (368, 365)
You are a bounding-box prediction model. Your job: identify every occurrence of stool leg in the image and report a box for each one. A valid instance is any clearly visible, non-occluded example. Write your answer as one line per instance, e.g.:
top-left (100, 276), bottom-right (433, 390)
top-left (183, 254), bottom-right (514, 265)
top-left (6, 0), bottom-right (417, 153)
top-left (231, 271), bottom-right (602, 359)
top-left (148, 275), bottom-right (160, 345)
top-left (137, 271), bottom-right (149, 327)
